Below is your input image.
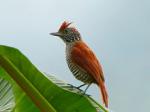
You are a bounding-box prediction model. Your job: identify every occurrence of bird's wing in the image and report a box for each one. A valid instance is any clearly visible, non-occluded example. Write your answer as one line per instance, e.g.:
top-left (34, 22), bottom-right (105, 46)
top-left (71, 41), bottom-right (105, 83)
top-left (71, 41), bottom-right (108, 107)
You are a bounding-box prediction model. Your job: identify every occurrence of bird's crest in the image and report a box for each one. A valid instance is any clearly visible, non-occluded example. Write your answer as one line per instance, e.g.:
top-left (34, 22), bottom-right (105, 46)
top-left (59, 21), bottom-right (72, 31)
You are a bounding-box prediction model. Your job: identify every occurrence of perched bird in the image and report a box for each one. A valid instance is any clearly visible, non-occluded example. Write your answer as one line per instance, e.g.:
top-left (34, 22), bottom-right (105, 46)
top-left (50, 21), bottom-right (108, 107)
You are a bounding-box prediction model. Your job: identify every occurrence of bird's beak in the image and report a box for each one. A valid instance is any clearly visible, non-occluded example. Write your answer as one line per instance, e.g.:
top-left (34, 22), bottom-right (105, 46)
top-left (50, 32), bottom-right (63, 37)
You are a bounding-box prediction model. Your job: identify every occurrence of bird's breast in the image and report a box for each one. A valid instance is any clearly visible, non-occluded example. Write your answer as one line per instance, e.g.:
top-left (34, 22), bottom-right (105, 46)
top-left (65, 44), bottom-right (95, 84)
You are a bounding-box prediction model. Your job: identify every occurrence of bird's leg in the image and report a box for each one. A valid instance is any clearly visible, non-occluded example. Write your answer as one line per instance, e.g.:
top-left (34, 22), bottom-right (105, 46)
top-left (67, 84), bottom-right (76, 90)
top-left (67, 84), bottom-right (74, 87)
top-left (81, 84), bottom-right (92, 97)
top-left (68, 83), bottom-right (91, 97)
top-left (67, 83), bottom-right (86, 89)
top-left (83, 84), bottom-right (91, 94)
top-left (76, 83), bottom-right (86, 89)
top-left (67, 83), bottom-right (86, 92)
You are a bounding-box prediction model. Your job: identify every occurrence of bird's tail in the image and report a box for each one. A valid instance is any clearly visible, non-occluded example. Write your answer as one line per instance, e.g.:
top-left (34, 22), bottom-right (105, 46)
top-left (98, 79), bottom-right (108, 108)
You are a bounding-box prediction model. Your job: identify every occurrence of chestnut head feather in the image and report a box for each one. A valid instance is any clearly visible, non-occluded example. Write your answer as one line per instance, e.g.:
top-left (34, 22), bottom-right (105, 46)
top-left (58, 21), bottom-right (72, 32)
top-left (51, 21), bottom-right (81, 43)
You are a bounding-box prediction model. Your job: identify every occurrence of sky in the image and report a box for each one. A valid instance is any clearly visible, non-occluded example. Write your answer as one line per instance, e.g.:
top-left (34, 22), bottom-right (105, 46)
top-left (0, 0), bottom-right (150, 111)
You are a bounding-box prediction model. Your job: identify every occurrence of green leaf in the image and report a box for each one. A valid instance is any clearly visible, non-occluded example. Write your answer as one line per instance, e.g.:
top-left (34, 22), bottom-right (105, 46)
top-left (0, 45), bottom-right (108, 112)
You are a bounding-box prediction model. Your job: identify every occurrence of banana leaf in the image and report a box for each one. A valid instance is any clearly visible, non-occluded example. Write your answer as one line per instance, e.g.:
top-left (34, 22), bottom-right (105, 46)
top-left (0, 45), bottom-right (108, 112)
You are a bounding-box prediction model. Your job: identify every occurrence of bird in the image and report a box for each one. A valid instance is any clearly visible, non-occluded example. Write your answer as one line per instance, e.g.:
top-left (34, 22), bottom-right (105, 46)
top-left (50, 21), bottom-right (108, 107)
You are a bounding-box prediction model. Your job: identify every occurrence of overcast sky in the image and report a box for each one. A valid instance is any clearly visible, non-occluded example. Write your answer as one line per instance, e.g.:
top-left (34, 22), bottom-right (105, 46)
top-left (0, 0), bottom-right (150, 112)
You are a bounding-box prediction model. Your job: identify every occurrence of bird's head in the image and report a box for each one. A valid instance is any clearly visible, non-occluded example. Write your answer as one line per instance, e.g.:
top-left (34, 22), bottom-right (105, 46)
top-left (50, 21), bottom-right (81, 43)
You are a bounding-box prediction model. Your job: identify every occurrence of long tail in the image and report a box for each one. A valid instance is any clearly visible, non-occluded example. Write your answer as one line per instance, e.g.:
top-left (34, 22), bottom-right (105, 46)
top-left (98, 79), bottom-right (108, 108)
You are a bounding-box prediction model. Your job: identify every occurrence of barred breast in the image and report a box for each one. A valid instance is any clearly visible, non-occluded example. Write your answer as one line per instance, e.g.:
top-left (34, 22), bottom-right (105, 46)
top-left (66, 43), bottom-right (95, 84)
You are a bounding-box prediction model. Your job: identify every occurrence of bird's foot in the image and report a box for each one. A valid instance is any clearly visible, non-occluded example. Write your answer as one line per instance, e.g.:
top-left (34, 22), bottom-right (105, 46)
top-left (67, 84), bottom-right (85, 91)
top-left (81, 92), bottom-right (91, 97)
top-left (67, 84), bottom-right (91, 97)
top-left (79, 84), bottom-right (92, 97)
top-left (67, 84), bottom-right (74, 88)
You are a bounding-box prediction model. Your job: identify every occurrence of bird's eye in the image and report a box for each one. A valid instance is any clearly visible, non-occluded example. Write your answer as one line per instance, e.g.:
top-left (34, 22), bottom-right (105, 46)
top-left (64, 29), bottom-right (68, 33)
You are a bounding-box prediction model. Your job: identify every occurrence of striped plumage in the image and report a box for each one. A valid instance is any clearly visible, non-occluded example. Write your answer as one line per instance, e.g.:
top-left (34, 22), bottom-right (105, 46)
top-left (50, 21), bottom-right (108, 107)
top-left (66, 43), bottom-right (95, 84)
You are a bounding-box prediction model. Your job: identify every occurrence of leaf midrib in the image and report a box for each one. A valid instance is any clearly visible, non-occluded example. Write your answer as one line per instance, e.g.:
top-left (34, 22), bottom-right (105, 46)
top-left (0, 55), bottom-right (56, 112)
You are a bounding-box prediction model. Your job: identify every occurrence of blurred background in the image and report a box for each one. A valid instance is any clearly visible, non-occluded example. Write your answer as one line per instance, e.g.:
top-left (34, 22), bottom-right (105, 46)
top-left (0, 0), bottom-right (150, 111)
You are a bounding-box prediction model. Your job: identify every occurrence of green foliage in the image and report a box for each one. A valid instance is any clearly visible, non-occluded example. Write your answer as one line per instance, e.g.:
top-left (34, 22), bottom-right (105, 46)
top-left (0, 45), bottom-right (108, 112)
